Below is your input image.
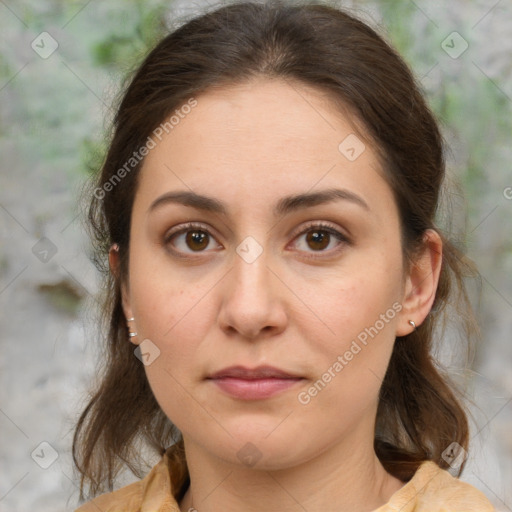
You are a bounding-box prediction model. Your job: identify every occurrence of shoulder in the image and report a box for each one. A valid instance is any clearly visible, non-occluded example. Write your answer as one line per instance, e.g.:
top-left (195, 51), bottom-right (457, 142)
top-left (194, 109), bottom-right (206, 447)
top-left (74, 479), bottom-right (144, 512)
top-left (379, 460), bottom-right (496, 511)
top-left (74, 453), bottom-right (175, 512)
top-left (415, 461), bottom-right (495, 510)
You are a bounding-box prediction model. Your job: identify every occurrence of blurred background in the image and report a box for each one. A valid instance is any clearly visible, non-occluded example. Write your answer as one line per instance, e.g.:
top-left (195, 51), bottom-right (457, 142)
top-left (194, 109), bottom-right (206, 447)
top-left (0, 0), bottom-right (511, 510)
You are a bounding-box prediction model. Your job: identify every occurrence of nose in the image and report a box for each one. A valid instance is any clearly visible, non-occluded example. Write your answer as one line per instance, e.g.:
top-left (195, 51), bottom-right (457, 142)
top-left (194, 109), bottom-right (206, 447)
top-left (217, 248), bottom-right (288, 341)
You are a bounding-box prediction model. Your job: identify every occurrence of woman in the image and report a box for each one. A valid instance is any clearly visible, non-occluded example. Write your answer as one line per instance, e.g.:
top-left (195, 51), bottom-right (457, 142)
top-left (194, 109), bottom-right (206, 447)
top-left (73, 1), bottom-right (495, 510)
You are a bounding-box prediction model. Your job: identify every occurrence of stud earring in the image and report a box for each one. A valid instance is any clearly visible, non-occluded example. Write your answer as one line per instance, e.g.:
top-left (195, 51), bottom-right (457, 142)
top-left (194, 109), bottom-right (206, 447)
top-left (127, 317), bottom-right (137, 338)
top-left (408, 320), bottom-right (416, 330)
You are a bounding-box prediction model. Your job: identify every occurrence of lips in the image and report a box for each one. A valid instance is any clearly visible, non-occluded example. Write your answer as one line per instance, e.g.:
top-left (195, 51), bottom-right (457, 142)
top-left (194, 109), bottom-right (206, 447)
top-left (207, 365), bottom-right (301, 380)
top-left (206, 365), bottom-right (304, 400)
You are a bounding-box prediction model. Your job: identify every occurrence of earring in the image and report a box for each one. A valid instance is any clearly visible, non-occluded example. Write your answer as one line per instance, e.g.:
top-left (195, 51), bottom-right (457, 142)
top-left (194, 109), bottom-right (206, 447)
top-left (408, 320), bottom-right (416, 330)
top-left (127, 317), bottom-right (137, 338)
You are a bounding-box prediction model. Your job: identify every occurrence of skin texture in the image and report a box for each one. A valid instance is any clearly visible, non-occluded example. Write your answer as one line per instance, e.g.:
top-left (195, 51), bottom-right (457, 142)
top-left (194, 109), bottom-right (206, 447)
top-left (109, 78), bottom-right (442, 512)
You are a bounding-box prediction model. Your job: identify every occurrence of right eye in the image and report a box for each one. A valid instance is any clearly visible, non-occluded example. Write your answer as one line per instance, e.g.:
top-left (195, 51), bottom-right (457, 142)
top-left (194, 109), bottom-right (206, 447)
top-left (164, 222), bottom-right (222, 257)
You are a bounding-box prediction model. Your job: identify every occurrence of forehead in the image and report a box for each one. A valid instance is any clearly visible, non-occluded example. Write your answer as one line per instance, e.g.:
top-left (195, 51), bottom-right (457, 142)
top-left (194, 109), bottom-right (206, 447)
top-left (135, 78), bottom-right (395, 220)
top-left (156, 78), bottom-right (365, 166)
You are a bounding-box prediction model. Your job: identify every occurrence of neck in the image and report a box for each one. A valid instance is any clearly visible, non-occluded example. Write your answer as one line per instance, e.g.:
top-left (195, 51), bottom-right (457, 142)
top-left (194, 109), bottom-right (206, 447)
top-left (178, 428), bottom-right (405, 512)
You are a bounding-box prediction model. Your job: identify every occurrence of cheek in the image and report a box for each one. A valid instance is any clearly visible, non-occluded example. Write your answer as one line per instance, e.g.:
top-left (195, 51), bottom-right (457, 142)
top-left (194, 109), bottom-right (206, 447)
top-left (129, 278), bottom-right (215, 429)
top-left (126, 266), bottom-right (218, 410)
top-left (300, 264), bottom-right (401, 407)
top-left (310, 267), bottom-right (401, 348)
top-left (142, 353), bottom-right (209, 434)
top-left (132, 283), bottom-right (211, 364)
top-left (128, 242), bottom-right (213, 341)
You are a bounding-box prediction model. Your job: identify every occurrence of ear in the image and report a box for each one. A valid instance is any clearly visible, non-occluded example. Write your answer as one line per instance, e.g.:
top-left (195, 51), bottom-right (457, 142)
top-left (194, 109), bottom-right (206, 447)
top-left (396, 229), bottom-right (443, 336)
top-left (109, 243), bottom-right (139, 344)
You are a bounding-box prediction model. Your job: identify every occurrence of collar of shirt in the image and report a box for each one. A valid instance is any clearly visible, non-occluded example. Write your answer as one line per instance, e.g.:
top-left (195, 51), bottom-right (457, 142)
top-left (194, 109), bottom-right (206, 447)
top-left (75, 440), bottom-right (495, 512)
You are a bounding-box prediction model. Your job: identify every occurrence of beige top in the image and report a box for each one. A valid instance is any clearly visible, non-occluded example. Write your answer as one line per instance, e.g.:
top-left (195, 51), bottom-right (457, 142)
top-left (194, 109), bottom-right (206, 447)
top-left (75, 442), bottom-right (496, 511)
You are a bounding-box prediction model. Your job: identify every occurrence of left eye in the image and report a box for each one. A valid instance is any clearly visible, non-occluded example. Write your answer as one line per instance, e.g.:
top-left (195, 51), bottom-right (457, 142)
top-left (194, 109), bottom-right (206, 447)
top-left (292, 224), bottom-right (349, 255)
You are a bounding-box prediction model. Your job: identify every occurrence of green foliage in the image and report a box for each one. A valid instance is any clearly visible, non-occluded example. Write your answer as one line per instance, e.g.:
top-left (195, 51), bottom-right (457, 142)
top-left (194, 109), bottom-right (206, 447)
top-left (91, 2), bottom-right (169, 71)
top-left (373, 0), bottom-right (512, 222)
top-left (80, 136), bottom-right (108, 177)
top-left (374, 0), bottom-right (418, 60)
top-left (81, 1), bottom-right (172, 177)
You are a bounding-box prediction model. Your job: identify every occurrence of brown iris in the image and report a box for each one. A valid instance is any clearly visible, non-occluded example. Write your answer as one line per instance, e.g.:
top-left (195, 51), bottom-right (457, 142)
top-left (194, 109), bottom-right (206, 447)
top-left (185, 230), bottom-right (209, 251)
top-left (306, 230), bottom-right (330, 251)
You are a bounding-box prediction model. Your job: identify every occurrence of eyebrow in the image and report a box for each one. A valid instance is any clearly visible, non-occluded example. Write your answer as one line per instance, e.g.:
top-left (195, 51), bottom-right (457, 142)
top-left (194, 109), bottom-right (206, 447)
top-left (147, 187), bottom-right (370, 217)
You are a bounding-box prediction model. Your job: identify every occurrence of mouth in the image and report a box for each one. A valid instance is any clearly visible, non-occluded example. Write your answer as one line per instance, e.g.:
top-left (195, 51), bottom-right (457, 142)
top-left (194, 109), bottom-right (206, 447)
top-left (206, 365), bottom-right (304, 400)
top-left (207, 365), bottom-right (302, 380)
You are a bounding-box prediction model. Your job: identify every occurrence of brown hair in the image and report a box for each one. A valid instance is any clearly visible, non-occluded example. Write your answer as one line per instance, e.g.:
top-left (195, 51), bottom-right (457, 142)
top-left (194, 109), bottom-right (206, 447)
top-left (73, 0), bottom-right (480, 500)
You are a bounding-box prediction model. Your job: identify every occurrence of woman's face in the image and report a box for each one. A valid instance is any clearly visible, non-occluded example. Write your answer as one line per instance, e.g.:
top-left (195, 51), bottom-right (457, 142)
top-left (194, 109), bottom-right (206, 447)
top-left (121, 78), bottom-right (415, 469)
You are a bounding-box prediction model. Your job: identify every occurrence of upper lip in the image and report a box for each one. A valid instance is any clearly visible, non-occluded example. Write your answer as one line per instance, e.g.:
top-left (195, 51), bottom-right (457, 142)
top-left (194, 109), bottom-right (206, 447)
top-left (207, 365), bottom-right (302, 380)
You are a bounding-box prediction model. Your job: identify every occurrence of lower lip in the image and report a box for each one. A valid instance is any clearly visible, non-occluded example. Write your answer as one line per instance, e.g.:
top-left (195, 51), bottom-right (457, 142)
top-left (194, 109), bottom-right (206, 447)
top-left (208, 377), bottom-right (303, 400)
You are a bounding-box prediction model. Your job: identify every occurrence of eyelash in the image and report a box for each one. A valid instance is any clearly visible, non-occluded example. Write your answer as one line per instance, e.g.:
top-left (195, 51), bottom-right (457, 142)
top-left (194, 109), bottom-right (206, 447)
top-left (164, 221), bottom-right (351, 260)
